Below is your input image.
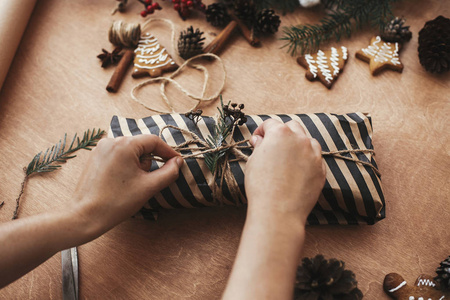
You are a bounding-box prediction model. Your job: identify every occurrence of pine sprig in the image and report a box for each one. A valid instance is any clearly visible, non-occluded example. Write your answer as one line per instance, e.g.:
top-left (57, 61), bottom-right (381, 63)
top-left (204, 96), bottom-right (247, 174)
top-left (204, 97), bottom-right (232, 174)
top-left (281, 0), bottom-right (397, 55)
top-left (26, 129), bottom-right (105, 176)
top-left (12, 129), bottom-right (105, 220)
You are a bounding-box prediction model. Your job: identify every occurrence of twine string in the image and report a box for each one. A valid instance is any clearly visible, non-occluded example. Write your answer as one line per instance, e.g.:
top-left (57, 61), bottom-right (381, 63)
top-left (127, 18), bottom-right (226, 114)
top-left (142, 124), bottom-right (381, 203)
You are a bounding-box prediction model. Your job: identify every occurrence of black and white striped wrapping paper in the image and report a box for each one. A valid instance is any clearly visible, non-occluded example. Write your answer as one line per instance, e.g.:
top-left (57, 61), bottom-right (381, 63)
top-left (109, 113), bottom-right (385, 225)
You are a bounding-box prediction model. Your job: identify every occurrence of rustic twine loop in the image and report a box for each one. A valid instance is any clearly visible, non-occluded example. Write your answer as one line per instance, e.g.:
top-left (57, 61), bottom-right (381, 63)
top-left (143, 123), bottom-right (381, 205)
top-left (129, 18), bottom-right (227, 114)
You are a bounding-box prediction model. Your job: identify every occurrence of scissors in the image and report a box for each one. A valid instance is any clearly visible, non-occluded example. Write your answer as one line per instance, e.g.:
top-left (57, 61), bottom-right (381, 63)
top-left (61, 247), bottom-right (78, 300)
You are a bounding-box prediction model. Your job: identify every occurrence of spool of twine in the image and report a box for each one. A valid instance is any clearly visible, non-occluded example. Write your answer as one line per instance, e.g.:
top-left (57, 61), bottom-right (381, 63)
top-left (108, 20), bottom-right (141, 48)
top-left (106, 20), bottom-right (141, 92)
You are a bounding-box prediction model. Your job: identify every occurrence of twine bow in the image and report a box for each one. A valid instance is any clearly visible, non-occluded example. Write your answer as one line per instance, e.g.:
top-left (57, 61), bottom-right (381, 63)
top-left (143, 124), bottom-right (381, 204)
top-left (144, 125), bottom-right (251, 205)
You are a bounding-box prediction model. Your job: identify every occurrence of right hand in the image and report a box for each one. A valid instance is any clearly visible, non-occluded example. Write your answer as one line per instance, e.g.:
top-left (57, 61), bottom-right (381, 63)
top-left (244, 119), bottom-right (326, 225)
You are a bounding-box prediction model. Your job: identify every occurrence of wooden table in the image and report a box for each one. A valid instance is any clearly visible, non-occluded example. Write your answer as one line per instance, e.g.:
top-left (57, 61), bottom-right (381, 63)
top-left (0, 0), bottom-right (449, 298)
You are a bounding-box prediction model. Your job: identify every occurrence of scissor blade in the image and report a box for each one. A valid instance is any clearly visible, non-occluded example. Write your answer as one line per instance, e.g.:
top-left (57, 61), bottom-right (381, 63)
top-left (62, 247), bottom-right (78, 300)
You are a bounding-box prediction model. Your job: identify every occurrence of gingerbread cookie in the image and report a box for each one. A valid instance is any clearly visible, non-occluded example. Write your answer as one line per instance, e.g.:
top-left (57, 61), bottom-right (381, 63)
top-left (384, 273), bottom-right (448, 300)
top-left (297, 46), bottom-right (348, 89)
top-left (132, 33), bottom-right (178, 78)
top-left (356, 36), bottom-right (403, 75)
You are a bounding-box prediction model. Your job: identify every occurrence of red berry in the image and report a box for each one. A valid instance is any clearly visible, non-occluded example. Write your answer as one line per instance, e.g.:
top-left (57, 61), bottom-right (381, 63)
top-left (152, 2), bottom-right (159, 9)
top-left (186, 0), bottom-right (193, 7)
top-left (172, 0), bottom-right (179, 3)
top-left (200, 3), bottom-right (205, 9)
top-left (173, 3), bottom-right (180, 10)
top-left (140, 10), bottom-right (148, 17)
top-left (181, 0), bottom-right (187, 3)
top-left (147, 6), bottom-right (154, 13)
top-left (145, 0), bottom-right (152, 4)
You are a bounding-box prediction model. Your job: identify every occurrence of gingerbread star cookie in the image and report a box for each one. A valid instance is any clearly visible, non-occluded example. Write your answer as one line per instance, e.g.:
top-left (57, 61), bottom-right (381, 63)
top-left (384, 273), bottom-right (448, 300)
top-left (356, 36), bottom-right (403, 75)
top-left (132, 33), bottom-right (178, 78)
top-left (297, 46), bottom-right (348, 89)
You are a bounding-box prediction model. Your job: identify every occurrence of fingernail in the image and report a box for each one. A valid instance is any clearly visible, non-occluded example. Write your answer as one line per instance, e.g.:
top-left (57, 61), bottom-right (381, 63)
top-left (250, 135), bottom-right (258, 146)
top-left (176, 156), bottom-right (183, 167)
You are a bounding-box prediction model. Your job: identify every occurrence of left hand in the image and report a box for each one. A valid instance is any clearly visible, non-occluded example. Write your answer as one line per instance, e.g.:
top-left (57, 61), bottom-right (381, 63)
top-left (72, 134), bottom-right (182, 239)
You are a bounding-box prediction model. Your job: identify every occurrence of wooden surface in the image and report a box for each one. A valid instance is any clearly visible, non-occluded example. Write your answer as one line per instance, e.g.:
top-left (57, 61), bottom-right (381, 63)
top-left (0, 0), bottom-right (449, 299)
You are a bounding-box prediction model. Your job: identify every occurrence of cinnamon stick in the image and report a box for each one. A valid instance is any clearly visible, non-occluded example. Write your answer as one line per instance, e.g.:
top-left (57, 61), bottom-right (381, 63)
top-left (203, 20), bottom-right (238, 55)
top-left (231, 15), bottom-right (260, 47)
top-left (106, 49), bottom-right (134, 93)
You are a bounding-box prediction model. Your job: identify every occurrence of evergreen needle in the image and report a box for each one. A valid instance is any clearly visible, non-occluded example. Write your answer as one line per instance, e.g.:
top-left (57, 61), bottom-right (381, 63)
top-left (204, 97), bottom-right (231, 174)
top-left (25, 128), bottom-right (105, 176)
top-left (12, 128), bottom-right (105, 220)
top-left (281, 0), bottom-right (397, 55)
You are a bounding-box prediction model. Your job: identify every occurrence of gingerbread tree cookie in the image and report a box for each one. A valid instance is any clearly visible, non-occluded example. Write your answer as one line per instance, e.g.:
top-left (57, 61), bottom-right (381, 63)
top-left (356, 36), bottom-right (403, 75)
top-left (132, 33), bottom-right (178, 78)
top-left (384, 273), bottom-right (448, 300)
top-left (297, 46), bottom-right (348, 89)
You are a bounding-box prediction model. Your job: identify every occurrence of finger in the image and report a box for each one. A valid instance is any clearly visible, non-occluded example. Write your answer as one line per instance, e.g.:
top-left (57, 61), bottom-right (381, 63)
top-left (131, 134), bottom-right (179, 160)
top-left (253, 119), bottom-right (283, 137)
top-left (250, 134), bottom-right (263, 148)
top-left (285, 120), bottom-right (307, 137)
top-left (310, 138), bottom-right (322, 157)
top-left (322, 159), bottom-right (327, 176)
top-left (139, 156), bottom-right (153, 172)
top-left (145, 156), bottom-right (182, 194)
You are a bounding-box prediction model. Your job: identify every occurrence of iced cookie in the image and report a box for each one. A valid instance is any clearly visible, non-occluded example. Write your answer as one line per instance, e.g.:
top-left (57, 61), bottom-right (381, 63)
top-left (384, 273), bottom-right (447, 300)
top-left (356, 36), bottom-right (403, 75)
top-left (297, 46), bottom-right (348, 89)
top-left (132, 33), bottom-right (178, 78)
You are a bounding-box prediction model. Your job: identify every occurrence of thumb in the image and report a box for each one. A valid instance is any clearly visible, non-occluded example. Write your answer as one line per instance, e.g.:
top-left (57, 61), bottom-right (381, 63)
top-left (250, 134), bottom-right (263, 148)
top-left (145, 156), bottom-right (182, 194)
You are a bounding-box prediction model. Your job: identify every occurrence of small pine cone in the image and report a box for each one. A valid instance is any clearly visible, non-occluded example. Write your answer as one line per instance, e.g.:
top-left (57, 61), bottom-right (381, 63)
top-left (435, 255), bottom-right (450, 291)
top-left (418, 15), bottom-right (450, 74)
top-left (234, 0), bottom-right (257, 25)
top-left (294, 255), bottom-right (363, 300)
top-left (381, 17), bottom-right (412, 43)
top-left (255, 9), bottom-right (281, 34)
top-left (206, 3), bottom-right (230, 27)
top-left (178, 26), bottom-right (205, 60)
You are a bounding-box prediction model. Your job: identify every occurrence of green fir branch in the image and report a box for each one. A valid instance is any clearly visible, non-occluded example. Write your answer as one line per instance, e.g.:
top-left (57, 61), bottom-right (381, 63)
top-left (281, 0), bottom-right (397, 55)
top-left (204, 97), bottom-right (232, 174)
top-left (13, 128), bottom-right (105, 220)
top-left (25, 128), bottom-right (105, 176)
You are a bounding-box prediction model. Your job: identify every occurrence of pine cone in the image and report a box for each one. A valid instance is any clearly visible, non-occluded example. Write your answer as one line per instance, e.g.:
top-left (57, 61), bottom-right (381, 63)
top-left (234, 0), bottom-right (257, 25)
top-left (418, 15), bottom-right (450, 74)
top-left (255, 9), bottom-right (280, 34)
top-left (178, 26), bottom-right (205, 60)
top-left (381, 17), bottom-right (412, 43)
top-left (435, 255), bottom-right (450, 291)
top-left (206, 3), bottom-right (230, 27)
top-left (294, 255), bottom-right (363, 300)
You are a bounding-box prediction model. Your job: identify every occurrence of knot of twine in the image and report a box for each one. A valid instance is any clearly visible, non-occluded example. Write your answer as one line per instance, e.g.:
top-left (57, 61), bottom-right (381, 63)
top-left (144, 124), bottom-right (381, 205)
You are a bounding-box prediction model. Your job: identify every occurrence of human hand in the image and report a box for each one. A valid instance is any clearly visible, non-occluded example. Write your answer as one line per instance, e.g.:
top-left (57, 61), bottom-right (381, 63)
top-left (245, 119), bottom-right (326, 226)
top-left (72, 135), bottom-right (182, 240)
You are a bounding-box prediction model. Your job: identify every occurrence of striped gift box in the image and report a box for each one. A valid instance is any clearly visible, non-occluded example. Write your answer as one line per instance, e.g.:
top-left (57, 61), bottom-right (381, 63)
top-left (109, 112), bottom-right (385, 225)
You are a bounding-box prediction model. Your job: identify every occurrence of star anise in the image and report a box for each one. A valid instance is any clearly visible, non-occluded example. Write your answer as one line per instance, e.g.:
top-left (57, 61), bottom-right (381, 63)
top-left (97, 47), bottom-right (123, 68)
